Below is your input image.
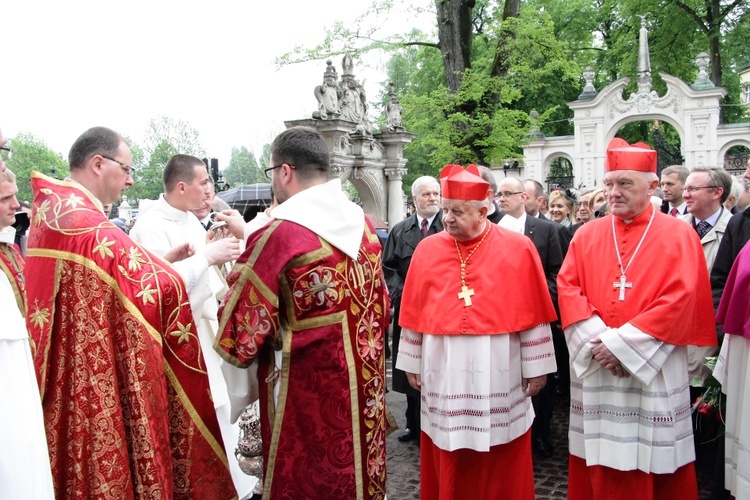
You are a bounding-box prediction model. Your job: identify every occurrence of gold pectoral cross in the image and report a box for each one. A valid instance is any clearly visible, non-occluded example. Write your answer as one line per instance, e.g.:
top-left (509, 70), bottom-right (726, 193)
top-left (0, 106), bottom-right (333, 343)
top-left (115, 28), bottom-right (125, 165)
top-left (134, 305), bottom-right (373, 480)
top-left (458, 285), bottom-right (475, 306)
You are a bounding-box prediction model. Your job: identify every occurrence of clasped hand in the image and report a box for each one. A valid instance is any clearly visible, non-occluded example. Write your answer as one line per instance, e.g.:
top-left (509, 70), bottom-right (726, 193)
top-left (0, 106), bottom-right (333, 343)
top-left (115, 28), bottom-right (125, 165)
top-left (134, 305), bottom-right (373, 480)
top-left (590, 337), bottom-right (630, 378)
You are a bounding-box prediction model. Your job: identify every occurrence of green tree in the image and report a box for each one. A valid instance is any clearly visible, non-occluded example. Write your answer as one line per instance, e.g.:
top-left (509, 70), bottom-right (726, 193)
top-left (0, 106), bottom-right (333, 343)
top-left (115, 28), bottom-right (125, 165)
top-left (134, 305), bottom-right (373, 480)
top-left (258, 144), bottom-right (271, 171)
top-left (278, 1), bottom-right (578, 174)
top-left (278, 0), bottom-right (748, 190)
top-left (222, 146), bottom-right (265, 187)
top-left (6, 133), bottom-right (68, 203)
top-left (390, 6), bottom-right (579, 187)
top-left (125, 140), bottom-right (176, 202)
top-left (125, 116), bottom-right (207, 202)
top-left (539, 0), bottom-right (748, 123)
top-left (143, 116), bottom-right (206, 159)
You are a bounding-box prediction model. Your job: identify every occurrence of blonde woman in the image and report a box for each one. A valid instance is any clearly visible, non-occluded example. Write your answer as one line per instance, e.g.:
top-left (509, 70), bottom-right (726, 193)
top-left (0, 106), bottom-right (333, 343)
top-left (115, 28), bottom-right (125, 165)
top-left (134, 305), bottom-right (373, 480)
top-left (548, 190), bottom-right (576, 227)
top-left (588, 188), bottom-right (607, 218)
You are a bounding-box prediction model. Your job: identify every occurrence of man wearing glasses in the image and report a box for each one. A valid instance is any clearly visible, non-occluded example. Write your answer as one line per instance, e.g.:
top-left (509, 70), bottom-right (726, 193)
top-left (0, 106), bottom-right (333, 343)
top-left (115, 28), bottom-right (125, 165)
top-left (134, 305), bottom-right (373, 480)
top-left (25, 127), bottom-right (235, 498)
top-left (0, 127), bottom-right (55, 499)
top-left (214, 126), bottom-right (392, 499)
top-left (496, 176), bottom-right (565, 458)
top-left (681, 167), bottom-right (732, 387)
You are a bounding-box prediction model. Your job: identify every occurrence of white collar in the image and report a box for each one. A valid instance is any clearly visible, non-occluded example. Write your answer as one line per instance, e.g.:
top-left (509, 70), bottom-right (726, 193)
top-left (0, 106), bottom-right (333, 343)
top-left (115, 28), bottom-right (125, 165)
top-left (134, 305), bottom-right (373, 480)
top-left (416, 213), bottom-right (437, 229)
top-left (0, 226), bottom-right (15, 245)
top-left (271, 179), bottom-right (365, 260)
top-left (694, 206), bottom-right (723, 227)
top-left (141, 194), bottom-right (193, 223)
top-left (498, 211), bottom-right (526, 234)
top-left (670, 201), bottom-right (687, 214)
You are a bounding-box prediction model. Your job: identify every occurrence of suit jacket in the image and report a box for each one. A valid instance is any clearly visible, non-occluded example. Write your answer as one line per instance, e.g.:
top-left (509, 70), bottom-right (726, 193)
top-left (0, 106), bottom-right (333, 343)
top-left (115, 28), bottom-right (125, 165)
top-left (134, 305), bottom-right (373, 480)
top-left (497, 213), bottom-right (563, 308)
top-left (710, 206), bottom-right (750, 311)
top-left (681, 208), bottom-right (733, 272)
top-left (382, 213), bottom-right (443, 306)
top-left (661, 200), bottom-right (687, 216)
top-left (487, 203), bottom-right (503, 224)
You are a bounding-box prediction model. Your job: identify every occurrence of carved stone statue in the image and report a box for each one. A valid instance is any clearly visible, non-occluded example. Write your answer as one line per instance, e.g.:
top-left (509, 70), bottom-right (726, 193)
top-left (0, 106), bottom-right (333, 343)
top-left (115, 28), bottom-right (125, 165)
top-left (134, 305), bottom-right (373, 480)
top-left (312, 55), bottom-right (371, 130)
top-left (342, 54), bottom-right (354, 77)
top-left (385, 83), bottom-right (404, 132)
top-left (340, 76), bottom-right (366, 123)
top-left (313, 60), bottom-right (340, 120)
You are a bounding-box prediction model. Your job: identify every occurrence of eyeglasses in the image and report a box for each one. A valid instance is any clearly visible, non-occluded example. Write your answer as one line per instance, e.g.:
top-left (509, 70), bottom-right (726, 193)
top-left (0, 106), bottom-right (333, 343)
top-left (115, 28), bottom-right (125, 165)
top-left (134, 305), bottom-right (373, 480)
top-left (0, 146), bottom-right (11, 162)
top-left (264, 163), bottom-right (296, 179)
top-left (684, 185), bottom-right (718, 194)
top-left (101, 155), bottom-right (134, 176)
top-left (495, 191), bottom-right (523, 199)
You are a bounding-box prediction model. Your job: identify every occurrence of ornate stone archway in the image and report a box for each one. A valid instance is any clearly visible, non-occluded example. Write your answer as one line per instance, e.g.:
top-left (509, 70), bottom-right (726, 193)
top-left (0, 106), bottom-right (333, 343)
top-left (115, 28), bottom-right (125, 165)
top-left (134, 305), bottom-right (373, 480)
top-left (285, 59), bottom-right (413, 229)
top-left (523, 17), bottom-right (750, 190)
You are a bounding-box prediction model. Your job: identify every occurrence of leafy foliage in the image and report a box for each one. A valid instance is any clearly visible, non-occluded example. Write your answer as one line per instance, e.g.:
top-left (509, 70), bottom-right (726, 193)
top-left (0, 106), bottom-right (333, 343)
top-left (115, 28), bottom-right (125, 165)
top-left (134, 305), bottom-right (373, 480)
top-left (124, 117), bottom-right (207, 202)
top-left (222, 146), bottom-right (265, 188)
top-left (6, 133), bottom-right (68, 203)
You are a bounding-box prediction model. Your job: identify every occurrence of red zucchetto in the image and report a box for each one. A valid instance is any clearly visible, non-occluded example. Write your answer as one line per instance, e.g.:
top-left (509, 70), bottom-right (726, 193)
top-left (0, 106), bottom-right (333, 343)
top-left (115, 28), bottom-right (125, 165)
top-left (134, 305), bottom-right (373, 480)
top-left (439, 164), bottom-right (490, 201)
top-left (605, 138), bottom-right (657, 173)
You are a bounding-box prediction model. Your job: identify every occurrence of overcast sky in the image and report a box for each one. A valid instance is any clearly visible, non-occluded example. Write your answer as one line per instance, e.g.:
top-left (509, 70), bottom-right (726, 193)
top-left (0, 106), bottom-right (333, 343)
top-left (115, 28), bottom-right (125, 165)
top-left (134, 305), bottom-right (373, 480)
top-left (2, 0), bottom-right (433, 167)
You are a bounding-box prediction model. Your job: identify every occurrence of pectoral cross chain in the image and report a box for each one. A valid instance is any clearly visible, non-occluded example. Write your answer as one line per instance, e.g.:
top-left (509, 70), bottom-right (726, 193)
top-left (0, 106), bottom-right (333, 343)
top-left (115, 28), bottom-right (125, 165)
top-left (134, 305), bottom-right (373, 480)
top-left (458, 285), bottom-right (475, 307)
top-left (613, 274), bottom-right (632, 301)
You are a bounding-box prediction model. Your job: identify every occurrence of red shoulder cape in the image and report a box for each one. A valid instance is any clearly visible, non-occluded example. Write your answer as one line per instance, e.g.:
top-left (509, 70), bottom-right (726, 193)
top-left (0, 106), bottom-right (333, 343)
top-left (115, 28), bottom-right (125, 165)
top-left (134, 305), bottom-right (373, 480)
top-left (558, 206), bottom-right (716, 346)
top-left (399, 223), bottom-right (557, 335)
top-left (26, 172), bottom-right (234, 499)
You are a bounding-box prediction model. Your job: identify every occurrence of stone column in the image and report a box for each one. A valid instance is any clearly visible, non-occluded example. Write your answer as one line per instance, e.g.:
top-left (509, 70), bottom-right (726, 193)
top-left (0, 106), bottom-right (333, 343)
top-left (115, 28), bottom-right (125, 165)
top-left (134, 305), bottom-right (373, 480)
top-left (384, 167), bottom-right (407, 225)
top-left (378, 132), bottom-right (415, 228)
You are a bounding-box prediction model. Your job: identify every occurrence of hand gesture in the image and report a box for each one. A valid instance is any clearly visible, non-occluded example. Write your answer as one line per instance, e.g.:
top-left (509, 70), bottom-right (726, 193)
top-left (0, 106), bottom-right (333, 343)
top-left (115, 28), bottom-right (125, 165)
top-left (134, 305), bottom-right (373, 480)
top-left (204, 237), bottom-right (241, 267)
top-left (214, 210), bottom-right (245, 240)
top-left (163, 242), bottom-right (195, 263)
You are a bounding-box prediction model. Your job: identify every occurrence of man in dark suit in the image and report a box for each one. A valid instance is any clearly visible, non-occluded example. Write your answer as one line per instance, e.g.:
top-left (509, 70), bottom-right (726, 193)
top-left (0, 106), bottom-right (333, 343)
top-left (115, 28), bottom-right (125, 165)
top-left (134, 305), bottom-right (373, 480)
top-left (383, 175), bottom-right (443, 443)
top-left (496, 177), bottom-right (564, 457)
top-left (523, 179), bottom-right (548, 219)
top-left (660, 165), bottom-right (688, 216)
top-left (477, 165), bottom-right (503, 224)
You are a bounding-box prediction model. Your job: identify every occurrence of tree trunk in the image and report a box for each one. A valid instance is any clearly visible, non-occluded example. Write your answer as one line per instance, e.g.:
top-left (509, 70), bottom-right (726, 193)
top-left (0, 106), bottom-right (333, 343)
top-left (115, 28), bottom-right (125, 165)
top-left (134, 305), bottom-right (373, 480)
top-left (435, 0), bottom-right (475, 93)
top-left (707, 0), bottom-right (722, 87)
top-left (489, 0), bottom-right (522, 80)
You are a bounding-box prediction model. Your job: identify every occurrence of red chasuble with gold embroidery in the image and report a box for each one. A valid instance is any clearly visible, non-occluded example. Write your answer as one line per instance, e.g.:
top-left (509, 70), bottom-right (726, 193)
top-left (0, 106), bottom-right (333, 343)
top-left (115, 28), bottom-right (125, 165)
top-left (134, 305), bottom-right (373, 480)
top-left (215, 219), bottom-right (391, 500)
top-left (0, 241), bottom-right (26, 316)
top-left (399, 224), bottom-right (557, 335)
top-left (25, 173), bottom-right (235, 499)
top-left (558, 205), bottom-right (716, 346)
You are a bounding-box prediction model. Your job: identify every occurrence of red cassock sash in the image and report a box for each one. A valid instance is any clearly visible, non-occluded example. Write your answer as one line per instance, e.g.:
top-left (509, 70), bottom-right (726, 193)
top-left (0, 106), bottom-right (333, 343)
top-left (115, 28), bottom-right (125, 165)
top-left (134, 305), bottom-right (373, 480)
top-left (25, 172), bottom-right (234, 499)
top-left (399, 224), bottom-right (557, 335)
top-left (216, 218), bottom-right (392, 500)
top-left (558, 206), bottom-right (716, 346)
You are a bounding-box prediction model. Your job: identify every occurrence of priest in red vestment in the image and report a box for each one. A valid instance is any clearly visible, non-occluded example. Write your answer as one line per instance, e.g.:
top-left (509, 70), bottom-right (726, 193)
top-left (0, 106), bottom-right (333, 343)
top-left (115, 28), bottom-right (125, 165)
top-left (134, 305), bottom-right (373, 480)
top-left (25, 127), bottom-right (235, 499)
top-left (397, 164), bottom-right (558, 499)
top-left (558, 138), bottom-right (716, 500)
top-left (214, 126), bottom-right (392, 500)
top-left (0, 164), bottom-right (54, 499)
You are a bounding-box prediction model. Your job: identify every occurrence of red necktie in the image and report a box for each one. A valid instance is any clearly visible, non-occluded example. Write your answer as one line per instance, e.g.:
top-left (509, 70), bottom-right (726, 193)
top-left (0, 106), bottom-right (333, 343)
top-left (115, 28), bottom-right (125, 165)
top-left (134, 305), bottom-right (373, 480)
top-left (670, 207), bottom-right (678, 217)
top-left (420, 218), bottom-right (429, 237)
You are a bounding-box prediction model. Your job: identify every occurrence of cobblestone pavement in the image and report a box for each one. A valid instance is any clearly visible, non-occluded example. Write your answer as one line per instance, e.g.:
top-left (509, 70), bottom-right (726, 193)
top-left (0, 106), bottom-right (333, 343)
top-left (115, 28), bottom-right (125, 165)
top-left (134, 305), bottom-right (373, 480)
top-left (385, 387), bottom-right (569, 499)
top-left (384, 360), bottom-right (714, 499)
